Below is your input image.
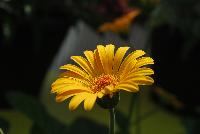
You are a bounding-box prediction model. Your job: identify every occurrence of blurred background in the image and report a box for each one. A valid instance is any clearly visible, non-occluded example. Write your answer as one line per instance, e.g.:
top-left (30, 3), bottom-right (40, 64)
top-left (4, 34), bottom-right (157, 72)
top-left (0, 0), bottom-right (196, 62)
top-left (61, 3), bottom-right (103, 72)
top-left (0, 0), bottom-right (200, 134)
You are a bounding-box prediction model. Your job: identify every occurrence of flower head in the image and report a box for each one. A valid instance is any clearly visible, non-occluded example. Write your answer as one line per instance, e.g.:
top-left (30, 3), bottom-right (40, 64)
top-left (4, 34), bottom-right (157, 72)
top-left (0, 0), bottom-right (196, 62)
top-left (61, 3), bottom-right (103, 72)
top-left (98, 9), bottom-right (141, 33)
top-left (51, 44), bottom-right (154, 111)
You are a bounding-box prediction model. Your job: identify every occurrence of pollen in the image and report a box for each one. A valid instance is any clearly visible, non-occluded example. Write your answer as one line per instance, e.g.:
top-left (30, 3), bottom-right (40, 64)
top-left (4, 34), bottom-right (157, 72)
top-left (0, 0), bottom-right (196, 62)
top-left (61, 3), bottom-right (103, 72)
top-left (92, 74), bottom-right (118, 93)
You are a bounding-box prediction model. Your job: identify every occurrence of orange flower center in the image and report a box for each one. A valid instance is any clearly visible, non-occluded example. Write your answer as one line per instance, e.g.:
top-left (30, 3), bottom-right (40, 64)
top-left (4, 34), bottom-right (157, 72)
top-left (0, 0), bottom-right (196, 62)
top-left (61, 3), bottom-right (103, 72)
top-left (92, 74), bottom-right (118, 93)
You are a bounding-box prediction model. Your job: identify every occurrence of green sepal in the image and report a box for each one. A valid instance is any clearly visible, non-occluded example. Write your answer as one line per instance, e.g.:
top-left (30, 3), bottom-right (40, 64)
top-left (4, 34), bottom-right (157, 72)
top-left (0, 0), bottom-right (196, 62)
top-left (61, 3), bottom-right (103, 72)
top-left (97, 92), bottom-right (120, 109)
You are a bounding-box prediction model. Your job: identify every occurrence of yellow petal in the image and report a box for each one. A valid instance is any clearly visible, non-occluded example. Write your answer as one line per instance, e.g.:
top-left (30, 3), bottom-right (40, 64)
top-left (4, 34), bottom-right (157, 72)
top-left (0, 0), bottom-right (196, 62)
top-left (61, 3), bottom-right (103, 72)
top-left (94, 49), bottom-right (104, 75)
top-left (128, 76), bottom-right (154, 85)
top-left (52, 83), bottom-right (83, 90)
top-left (60, 64), bottom-right (91, 80)
top-left (113, 47), bottom-right (130, 73)
top-left (69, 93), bottom-right (89, 111)
top-left (120, 59), bottom-right (137, 79)
top-left (121, 68), bottom-right (154, 81)
top-left (97, 45), bottom-right (109, 74)
top-left (84, 51), bottom-right (95, 69)
top-left (132, 67), bottom-right (154, 75)
top-left (71, 56), bottom-right (95, 76)
top-left (59, 73), bottom-right (91, 86)
top-left (105, 85), bottom-right (114, 92)
top-left (97, 92), bottom-right (104, 98)
top-left (52, 84), bottom-right (70, 92)
top-left (59, 71), bottom-right (83, 79)
top-left (105, 44), bottom-right (115, 73)
top-left (68, 77), bottom-right (91, 86)
top-left (52, 77), bottom-right (85, 87)
top-left (100, 88), bottom-right (111, 95)
top-left (135, 57), bottom-right (154, 68)
top-left (52, 78), bottom-right (68, 86)
top-left (56, 90), bottom-right (83, 102)
top-left (56, 94), bottom-right (76, 102)
top-left (119, 50), bottom-right (145, 73)
top-left (84, 94), bottom-right (97, 111)
top-left (116, 83), bottom-right (139, 92)
top-left (52, 78), bottom-right (90, 90)
top-left (52, 84), bottom-right (91, 94)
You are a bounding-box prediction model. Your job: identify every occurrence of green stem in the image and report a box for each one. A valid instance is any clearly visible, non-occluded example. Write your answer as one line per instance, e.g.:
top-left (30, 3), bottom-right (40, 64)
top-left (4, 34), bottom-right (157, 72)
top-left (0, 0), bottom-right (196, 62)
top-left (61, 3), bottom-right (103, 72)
top-left (109, 108), bottom-right (115, 134)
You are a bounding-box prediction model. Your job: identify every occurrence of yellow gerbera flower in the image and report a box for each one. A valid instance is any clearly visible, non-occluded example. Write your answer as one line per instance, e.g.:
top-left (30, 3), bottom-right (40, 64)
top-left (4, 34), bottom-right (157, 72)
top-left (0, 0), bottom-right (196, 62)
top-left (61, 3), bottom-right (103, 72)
top-left (51, 44), bottom-right (154, 111)
top-left (98, 9), bottom-right (141, 33)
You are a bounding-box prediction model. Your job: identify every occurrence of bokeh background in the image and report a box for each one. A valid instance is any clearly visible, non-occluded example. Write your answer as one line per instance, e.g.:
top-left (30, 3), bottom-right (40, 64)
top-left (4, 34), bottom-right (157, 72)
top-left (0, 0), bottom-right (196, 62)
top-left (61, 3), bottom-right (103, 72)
top-left (0, 0), bottom-right (200, 134)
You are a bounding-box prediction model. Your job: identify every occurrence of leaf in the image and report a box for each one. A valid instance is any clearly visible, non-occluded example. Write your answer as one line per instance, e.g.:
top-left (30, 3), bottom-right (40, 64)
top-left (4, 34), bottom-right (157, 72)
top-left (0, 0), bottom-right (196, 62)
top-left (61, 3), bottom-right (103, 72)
top-left (6, 91), bottom-right (68, 134)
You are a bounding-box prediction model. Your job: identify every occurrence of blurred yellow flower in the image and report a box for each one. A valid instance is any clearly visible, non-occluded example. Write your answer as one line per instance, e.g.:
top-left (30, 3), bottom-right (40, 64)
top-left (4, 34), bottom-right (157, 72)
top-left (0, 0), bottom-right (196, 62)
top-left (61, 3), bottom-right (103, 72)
top-left (98, 9), bottom-right (141, 33)
top-left (51, 44), bottom-right (154, 111)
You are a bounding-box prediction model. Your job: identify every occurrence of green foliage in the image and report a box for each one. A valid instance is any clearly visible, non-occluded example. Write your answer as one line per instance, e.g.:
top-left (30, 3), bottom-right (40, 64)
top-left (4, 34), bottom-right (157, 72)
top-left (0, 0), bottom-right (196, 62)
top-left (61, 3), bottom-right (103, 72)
top-left (6, 91), bottom-right (69, 134)
top-left (149, 0), bottom-right (200, 60)
top-left (150, 0), bottom-right (200, 40)
top-left (0, 118), bottom-right (9, 134)
top-left (6, 91), bottom-right (108, 134)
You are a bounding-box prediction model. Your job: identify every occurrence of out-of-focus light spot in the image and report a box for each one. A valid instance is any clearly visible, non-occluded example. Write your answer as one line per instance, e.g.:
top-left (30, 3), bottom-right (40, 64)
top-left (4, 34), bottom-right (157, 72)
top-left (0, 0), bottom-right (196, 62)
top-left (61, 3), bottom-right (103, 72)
top-left (24, 4), bottom-right (32, 16)
top-left (3, 22), bottom-right (11, 40)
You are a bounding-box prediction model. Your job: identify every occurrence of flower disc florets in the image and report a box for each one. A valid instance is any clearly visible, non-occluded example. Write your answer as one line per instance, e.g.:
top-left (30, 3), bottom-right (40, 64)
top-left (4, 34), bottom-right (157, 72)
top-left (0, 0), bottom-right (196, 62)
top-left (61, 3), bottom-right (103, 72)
top-left (92, 74), bottom-right (118, 93)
